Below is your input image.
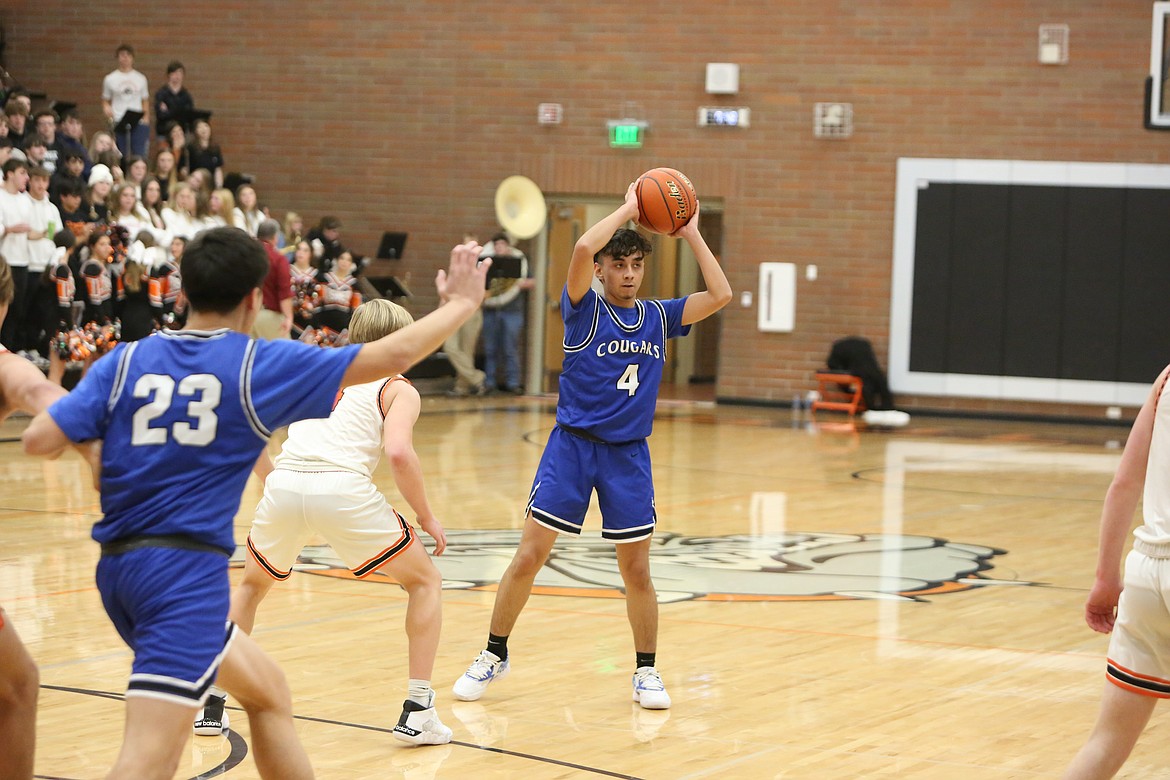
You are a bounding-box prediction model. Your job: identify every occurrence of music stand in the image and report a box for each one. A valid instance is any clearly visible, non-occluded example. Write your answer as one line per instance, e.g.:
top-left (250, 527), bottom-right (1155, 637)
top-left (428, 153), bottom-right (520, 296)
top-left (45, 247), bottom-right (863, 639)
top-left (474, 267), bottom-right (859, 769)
top-left (376, 231), bottom-right (408, 260)
top-left (50, 100), bottom-right (78, 118)
top-left (484, 254), bottom-right (524, 287)
top-left (113, 109), bottom-right (143, 155)
top-left (359, 275), bottom-right (412, 301)
top-left (183, 107), bottom-right (213, 131)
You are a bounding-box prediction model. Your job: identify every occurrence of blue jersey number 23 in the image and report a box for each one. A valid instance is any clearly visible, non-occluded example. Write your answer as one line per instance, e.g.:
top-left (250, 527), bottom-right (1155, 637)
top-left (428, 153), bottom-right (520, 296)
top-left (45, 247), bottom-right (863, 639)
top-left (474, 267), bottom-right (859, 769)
top-left (131, 373), bottom-right (221, 446)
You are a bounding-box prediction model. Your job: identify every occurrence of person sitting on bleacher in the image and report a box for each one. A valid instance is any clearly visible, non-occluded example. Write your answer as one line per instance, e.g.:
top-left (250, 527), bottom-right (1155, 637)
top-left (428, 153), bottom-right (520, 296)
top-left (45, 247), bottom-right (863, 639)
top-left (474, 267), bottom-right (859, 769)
top-left (161, 182), bottom-right (200, 240)
top-left (54, 111), bottom-right (92, 177)
top-left (4, 100), bottom-right (29, 149)
top-left (50, 151), bottom-right (86, 209)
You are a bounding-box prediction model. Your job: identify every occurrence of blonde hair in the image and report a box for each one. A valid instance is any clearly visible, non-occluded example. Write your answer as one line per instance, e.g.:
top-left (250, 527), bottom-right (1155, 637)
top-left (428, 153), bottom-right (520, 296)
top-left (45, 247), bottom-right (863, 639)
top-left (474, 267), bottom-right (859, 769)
top-left (211, 188), bottom-right (238, 227)
top-left (123, 259), bottom-right (145, 294)
top-left (347, 298), bottom-right (414, 344)
top-left (283, 211), bottom-right (302, 239)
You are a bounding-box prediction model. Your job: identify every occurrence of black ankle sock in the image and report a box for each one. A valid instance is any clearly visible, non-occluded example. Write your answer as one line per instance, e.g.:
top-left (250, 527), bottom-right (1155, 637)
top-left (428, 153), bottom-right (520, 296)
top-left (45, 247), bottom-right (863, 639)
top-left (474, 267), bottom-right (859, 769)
top-left (487, 633), bottom-right (509, 662)
top-left (636, 651), bottom-right (656, 670)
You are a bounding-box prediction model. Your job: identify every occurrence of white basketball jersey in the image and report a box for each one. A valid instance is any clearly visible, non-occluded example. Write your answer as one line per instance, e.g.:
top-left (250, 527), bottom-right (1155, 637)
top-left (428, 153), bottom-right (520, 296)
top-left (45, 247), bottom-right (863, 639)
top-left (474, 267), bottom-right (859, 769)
top-left (274, 376), bottom-right (407, 480)
top-left (1136, 372), bottom-right (1170, 547)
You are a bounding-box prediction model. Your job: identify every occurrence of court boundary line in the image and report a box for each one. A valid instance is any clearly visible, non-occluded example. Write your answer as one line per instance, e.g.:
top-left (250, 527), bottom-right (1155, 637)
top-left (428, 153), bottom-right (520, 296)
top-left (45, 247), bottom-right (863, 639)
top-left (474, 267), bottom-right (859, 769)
top-left (37, 683), bottom-right (644, 779)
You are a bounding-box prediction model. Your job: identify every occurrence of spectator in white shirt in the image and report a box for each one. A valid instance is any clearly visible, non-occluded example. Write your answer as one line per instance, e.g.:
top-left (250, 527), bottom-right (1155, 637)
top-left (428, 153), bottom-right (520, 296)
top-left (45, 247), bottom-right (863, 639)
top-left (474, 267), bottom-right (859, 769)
top-left (161, 182), bottom-right (199, 239)
top-left (24, 166), bottom-right (61, 357)
top-left (101, 43), bottom-right (151, 158)
top-left (0, 159), bottom-right (39, 350)
top-left (233, 184), bottom-right (263, 237)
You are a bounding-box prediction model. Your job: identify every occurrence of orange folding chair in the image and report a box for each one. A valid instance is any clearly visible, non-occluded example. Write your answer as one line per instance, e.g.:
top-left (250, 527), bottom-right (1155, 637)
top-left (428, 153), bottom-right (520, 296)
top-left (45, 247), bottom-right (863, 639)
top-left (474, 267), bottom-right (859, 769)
top-left (811, 372), bottom-right (866, 419)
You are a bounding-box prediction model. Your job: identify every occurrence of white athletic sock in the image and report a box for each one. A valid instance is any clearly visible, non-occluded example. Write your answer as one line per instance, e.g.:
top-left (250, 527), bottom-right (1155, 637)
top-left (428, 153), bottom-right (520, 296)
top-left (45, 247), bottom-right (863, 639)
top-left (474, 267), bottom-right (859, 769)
top-left (408, 679), bottom-right (434, 708)
top-left (209, 684), bottom-right (226, 699)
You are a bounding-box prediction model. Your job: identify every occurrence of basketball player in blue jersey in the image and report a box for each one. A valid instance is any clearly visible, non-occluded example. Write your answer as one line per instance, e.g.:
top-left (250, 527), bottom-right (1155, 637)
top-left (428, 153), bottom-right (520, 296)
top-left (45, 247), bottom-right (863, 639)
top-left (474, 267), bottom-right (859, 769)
top-left (21, 227), bottom-right (489, 780)
top-left (454, 184), bottom-right (731, 709)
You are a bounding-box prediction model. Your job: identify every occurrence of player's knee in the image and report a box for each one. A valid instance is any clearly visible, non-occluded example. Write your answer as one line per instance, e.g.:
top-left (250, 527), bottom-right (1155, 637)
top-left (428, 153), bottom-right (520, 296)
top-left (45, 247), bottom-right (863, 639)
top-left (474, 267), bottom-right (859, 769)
top-left (235, 662), bottom-right (294, 716)
top-left (510, 545), bottom-right (548, 576)
top-left (618, 562), bottom-right (653, 590)
top-left (398, 559), bottom-right (442, 594)
top-left (242, 677), bottom-right (294, 717)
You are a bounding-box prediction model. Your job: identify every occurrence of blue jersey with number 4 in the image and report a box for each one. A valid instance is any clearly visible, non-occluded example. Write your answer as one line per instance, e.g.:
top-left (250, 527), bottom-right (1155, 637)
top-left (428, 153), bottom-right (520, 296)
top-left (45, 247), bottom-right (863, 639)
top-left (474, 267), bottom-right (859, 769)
top-left (555, 288), bottom-right (689, 443)
top-left (49, 329), bottom-right (359, 553)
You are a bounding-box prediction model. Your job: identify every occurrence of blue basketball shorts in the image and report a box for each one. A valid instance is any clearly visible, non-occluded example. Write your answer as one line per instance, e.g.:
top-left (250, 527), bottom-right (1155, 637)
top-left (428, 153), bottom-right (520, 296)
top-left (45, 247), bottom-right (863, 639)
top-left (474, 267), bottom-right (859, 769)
top-left (96, 547), bottom-right (237, 707)
top-left (526, 426), bottom-right (657, 543)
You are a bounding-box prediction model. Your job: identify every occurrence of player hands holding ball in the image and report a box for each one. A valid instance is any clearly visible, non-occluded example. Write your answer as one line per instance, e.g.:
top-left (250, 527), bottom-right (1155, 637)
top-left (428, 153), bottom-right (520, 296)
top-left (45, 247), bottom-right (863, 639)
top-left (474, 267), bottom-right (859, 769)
top-left (453, 173), bottom-right (731, 710)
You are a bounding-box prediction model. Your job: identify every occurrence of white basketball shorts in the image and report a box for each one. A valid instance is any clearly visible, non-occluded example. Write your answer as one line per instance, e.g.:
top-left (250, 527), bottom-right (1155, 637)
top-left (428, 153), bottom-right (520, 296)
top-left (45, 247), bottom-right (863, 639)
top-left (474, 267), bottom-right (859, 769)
top-left (247, 469), bottom-right (414, 580)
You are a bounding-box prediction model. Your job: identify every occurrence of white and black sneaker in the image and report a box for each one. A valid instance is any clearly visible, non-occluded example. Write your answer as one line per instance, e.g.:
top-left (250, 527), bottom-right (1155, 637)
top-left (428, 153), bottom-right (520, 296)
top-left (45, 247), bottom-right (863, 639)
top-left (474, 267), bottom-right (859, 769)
top-left (393, 699), bottom-right (453, 745)
top-left (193, 693), bottom-right (230, 736)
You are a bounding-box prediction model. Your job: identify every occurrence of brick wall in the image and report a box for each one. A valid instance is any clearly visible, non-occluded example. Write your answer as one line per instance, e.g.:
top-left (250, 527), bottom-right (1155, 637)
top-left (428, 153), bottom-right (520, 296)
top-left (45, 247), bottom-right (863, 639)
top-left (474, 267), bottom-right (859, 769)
top-left (6, 1), bottom-right (1167, 417)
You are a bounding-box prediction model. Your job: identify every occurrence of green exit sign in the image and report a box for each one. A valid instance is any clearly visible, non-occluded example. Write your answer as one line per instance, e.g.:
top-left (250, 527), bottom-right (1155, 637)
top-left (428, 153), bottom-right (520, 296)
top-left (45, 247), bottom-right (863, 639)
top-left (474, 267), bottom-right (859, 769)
top-left (608, 121), bottom-right (646, 148)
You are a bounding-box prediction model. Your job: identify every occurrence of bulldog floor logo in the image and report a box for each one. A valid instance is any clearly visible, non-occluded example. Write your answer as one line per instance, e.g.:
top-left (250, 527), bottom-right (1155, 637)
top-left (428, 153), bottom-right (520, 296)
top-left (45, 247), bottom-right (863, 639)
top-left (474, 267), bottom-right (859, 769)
top-left (241, 530), bottom-right (1025, 603)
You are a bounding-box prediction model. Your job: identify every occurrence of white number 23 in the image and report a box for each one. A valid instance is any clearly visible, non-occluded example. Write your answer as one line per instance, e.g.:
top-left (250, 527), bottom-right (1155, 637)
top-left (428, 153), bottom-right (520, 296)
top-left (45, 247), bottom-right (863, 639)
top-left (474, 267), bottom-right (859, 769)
top-left (131, 374), bottom-right (221, 446)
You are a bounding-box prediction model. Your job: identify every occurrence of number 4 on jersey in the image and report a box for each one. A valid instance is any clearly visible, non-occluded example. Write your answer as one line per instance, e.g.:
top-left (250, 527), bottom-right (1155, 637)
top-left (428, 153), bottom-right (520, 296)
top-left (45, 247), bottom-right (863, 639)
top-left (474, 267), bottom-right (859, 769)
top-left (617, 364), bottom-right (640, 396)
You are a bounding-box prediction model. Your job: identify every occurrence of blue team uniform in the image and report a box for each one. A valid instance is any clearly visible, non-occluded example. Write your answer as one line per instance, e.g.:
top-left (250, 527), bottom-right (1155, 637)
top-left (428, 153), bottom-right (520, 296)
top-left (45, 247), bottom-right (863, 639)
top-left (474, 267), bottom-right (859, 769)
top-left (527, 288), bottom-right (689, 542)
top-left (49, 328), bottom-right (359, 705)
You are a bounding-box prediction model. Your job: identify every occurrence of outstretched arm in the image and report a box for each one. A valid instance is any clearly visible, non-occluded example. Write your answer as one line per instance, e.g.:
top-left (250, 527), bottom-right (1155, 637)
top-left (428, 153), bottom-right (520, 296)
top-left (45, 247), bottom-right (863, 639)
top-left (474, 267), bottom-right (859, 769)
top-left (340, 240), bottom-right (489, 388)
top-left (566, 184), bottom-right (640, 305)
top-left (382, 383), bottom-right (445, 554)
top-left (673, 203), bottom-right (732, 325)
top-left (9, 354), bottom-right (102, 487)
top-left (9, 353), bottom-right (72, 458)
top-left (1, 353), bottom-right (67, 425)
top-left (1084, 366), bottom-right (1165, 633)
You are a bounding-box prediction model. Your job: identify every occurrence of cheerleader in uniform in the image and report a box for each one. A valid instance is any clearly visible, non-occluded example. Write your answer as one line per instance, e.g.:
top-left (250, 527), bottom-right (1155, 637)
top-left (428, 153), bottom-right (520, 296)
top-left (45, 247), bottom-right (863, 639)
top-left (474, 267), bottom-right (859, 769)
top-left (76, 226), bottom-right (126, 371)
top-left (303, 250), bottom-right (361, 347)
top-left (289, 240), bottom-right (318, 338)
top-left (46, 237), bottom-right (79, 385)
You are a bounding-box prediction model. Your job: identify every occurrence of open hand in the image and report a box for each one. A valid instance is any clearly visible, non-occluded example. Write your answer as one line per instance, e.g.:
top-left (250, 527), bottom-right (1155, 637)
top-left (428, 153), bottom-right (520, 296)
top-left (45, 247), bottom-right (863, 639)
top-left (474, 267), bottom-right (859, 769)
top-left (435, 240), bottom-right (487, 310)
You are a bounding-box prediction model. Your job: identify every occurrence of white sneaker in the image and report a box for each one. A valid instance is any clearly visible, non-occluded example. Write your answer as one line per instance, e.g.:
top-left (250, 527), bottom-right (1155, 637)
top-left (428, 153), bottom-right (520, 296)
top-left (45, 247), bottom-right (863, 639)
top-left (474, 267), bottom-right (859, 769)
top-left (452, 650), bottom-right (509, 701)
top-left (393, 700), bottom-right (453, 745)
top-left (632, 666), bottom-right (671, 710)
top-left (193, 693), bottom-right (230, 735)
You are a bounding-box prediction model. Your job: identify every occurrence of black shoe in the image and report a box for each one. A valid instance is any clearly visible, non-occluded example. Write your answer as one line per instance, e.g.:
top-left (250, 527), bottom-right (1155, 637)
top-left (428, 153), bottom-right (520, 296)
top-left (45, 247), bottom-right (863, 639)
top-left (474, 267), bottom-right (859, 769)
top-left (505, 385), bottom-right (524, 395)
top-left (193, 693), bottom-right (230, 735)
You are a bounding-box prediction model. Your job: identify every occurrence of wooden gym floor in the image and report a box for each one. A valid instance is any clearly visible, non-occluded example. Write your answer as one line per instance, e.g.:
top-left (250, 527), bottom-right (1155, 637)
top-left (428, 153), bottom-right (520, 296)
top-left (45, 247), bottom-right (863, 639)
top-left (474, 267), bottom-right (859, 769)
top-left (1, 392), bottom-right (1165, 779)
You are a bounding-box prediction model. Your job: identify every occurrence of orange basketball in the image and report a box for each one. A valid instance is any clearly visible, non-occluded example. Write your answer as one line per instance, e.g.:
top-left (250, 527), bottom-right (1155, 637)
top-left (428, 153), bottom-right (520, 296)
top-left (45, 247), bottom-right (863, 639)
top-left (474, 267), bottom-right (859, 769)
top-left (635, 168), bottom-right (697, 234)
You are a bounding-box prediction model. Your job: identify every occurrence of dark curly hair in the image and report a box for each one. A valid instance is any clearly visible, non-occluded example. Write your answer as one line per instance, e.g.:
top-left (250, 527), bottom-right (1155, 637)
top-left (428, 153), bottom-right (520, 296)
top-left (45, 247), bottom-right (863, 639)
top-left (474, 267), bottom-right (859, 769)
top-left (594, 228), bottom-right (653, 264)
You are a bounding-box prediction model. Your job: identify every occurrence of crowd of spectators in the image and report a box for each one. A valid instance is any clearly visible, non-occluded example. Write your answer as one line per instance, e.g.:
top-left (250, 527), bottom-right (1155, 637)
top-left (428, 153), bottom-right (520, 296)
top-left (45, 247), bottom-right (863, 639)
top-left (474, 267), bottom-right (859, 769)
top-left (0, 43), bottom-right (361, 380)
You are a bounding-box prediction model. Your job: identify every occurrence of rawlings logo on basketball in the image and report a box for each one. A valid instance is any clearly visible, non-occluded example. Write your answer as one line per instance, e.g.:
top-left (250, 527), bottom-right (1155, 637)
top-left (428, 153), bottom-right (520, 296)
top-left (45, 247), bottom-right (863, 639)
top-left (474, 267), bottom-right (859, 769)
top-left (238, 530), bottom-right (1030, 603)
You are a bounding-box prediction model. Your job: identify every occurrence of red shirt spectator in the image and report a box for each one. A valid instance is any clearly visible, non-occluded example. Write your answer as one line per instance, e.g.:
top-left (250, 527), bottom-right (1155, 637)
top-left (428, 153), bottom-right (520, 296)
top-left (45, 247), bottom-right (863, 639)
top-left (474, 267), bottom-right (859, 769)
top-left (253, 220), bottom-right (292, 339)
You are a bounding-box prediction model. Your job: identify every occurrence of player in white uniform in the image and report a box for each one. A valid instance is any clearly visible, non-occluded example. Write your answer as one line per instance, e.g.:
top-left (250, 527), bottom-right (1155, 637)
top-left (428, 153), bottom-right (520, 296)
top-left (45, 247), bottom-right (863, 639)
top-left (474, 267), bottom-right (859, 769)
top-left (0, 256), bottom-right (60, 780)
top-left (1065, 365), bottom-right (1170, 778)
top-left (196, 298), bottom-right (453, 746)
